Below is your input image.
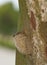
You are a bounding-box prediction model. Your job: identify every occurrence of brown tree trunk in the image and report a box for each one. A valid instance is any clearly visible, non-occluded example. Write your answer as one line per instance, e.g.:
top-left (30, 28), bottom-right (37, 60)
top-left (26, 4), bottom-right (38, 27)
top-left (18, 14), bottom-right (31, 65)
top-left (16, 0), bottom-right (47, 65)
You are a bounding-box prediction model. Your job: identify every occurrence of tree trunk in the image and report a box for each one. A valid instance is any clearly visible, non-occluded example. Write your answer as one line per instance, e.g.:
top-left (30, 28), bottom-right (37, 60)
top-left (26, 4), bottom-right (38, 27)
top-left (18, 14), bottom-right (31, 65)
top-left (16, 0), bottom-right (47, 65)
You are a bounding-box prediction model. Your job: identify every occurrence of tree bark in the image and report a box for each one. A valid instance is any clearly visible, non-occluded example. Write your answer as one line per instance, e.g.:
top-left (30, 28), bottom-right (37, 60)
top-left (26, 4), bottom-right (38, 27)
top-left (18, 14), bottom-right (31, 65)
top-left (16, 0), bottom-right (47, 65)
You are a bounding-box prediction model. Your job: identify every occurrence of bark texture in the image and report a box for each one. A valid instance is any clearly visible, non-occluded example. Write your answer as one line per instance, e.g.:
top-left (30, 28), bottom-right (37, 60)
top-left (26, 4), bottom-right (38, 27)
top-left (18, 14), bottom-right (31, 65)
top-left (16, 0), bottom-right (47, 65)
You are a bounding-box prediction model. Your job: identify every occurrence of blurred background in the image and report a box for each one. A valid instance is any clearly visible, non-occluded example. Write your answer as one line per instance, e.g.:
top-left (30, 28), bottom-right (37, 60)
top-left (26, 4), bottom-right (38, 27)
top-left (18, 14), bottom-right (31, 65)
top-left (0, 0), bottom-right (19, 65)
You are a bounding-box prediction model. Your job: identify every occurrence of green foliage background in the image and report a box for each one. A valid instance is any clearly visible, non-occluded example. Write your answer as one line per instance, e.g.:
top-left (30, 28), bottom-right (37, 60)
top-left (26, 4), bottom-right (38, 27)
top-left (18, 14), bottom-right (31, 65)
top-left (0, 3), bottom-right (19, 49)
top-left (0, 3), bottom-right (19, 35)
